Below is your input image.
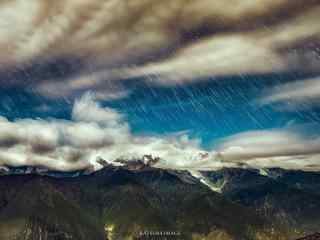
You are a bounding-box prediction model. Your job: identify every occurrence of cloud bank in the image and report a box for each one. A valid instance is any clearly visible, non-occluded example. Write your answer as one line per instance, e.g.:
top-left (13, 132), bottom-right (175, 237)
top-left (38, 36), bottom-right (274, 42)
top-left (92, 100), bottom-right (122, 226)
top-left (0, 93), bottom-right (319, 172)
top-left (0, 93), bottom-right (212, 171)
top-left (1, 0), bottom-right (320, 98)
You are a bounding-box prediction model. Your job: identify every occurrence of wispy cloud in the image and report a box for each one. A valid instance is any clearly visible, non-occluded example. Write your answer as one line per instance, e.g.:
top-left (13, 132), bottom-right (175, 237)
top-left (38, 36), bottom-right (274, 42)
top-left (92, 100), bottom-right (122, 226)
top-left (34, 72), bottom-right (131, 100)
top-left (260, 77), bottom-right (320, 108)
top-left (0, 0), bottom-right (319, 95)
top-left (216, 129), bottom-right (320, 171)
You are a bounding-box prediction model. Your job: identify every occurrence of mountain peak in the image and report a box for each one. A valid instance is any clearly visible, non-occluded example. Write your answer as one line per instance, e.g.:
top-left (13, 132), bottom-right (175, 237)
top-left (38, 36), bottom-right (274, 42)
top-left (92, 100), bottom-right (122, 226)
top-left (97, 154), bottom-right (161, 171)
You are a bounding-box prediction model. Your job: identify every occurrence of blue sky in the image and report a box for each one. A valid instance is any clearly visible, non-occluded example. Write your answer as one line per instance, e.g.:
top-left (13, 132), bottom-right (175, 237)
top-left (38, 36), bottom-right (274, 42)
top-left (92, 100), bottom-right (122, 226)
top-left (1, 72), bottom-right (320, 150)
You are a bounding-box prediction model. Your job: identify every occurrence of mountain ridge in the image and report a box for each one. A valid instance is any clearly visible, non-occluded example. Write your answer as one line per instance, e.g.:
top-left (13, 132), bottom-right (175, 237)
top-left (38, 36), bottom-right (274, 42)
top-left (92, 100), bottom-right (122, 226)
top-left (0, 163), bottom-right (290, 240)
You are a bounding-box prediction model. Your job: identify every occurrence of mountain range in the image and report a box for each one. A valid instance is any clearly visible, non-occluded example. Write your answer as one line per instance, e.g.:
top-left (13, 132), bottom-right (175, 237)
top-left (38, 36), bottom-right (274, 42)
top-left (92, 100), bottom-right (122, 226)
top-left (0, 161), bottom-right (319, 240)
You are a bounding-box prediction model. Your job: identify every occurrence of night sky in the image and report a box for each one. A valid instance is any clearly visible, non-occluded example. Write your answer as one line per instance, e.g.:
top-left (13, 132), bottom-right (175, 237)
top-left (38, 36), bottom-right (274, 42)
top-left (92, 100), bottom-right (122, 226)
top-left (0, 1), bottom-right (320, 172)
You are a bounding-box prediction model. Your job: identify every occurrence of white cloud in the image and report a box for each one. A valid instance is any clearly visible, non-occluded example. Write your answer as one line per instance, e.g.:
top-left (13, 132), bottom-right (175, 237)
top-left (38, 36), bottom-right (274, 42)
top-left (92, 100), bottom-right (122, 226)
top-left (127, 35), bottom-right (285, 84)
top-left (0, 93), bottom-right (214, 171)
top-left (35, 72), bottom-right (131, 101)
top-left (216, 129), bottom-right (320, 171)
top-left (129, 5), bottom-right (320, 84)
top-left (260, 77), bottom-right (320, 107)
top-left (72, 93), bottom-right (123, 124)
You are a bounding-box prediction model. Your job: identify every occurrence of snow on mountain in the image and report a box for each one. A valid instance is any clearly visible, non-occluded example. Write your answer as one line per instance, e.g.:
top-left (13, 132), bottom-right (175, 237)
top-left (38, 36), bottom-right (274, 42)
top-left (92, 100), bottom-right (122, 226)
top-left (189, 170), bottom-right (227, 193)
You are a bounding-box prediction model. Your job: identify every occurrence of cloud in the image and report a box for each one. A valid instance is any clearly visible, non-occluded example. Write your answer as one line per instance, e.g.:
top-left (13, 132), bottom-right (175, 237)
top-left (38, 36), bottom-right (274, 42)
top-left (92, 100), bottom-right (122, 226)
top-left (127, 35), bottom-right (285, 84)
top-left (35, 72), bottom-right (131, 100)
top-left (0, 93), bottom-right (213, 171)
top-left (72, 93), bottom-right (123, 124)
top-left (0, 93), bottom-right (319, 172)
top-left (216, 129), bottom-right (320, 171)
top-left (0, 0), bottom-right (319, 97)
top-left (260, 77), bottom-right (320, 108)
top-left (130, 5), bottom-right (320, 84)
